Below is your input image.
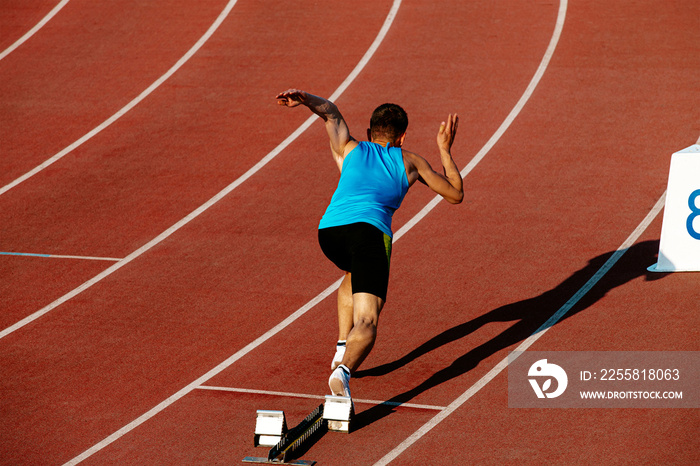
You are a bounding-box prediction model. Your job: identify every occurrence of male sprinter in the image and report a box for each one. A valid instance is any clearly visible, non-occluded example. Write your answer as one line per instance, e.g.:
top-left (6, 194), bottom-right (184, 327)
top-left (276, 89), bottom-right (463, 398)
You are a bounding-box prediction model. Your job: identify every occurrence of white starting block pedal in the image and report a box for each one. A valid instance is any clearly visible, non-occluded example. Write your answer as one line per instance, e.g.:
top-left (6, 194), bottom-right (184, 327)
top-left (323, 395), bottom-right (353, 433)
top-left (253, 410), bottom-right (287, 447)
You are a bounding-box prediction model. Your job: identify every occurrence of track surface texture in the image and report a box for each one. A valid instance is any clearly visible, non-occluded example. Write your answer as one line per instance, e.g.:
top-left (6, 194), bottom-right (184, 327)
top-left (1, 0), bottom-right (698, 464)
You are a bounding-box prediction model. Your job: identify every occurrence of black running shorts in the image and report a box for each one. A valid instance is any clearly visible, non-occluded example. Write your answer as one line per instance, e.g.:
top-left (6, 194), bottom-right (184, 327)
top-left (318, 222), bottom-right (392, 301)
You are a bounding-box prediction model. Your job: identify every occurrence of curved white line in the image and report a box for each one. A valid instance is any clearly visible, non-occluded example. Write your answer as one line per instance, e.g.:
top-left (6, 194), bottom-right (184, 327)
top-left (379, 207), bottom-right (670, 463)
top-left (60, 0), bottom-right (565, 462)
top-left (394, 0), bottom-right (567, 240)
top-left (376, 189), bottom-right (667, 464)
top-left (0, 0), bottom-right (70, 62)
top-left (0, 0), bottom-right (240, 197)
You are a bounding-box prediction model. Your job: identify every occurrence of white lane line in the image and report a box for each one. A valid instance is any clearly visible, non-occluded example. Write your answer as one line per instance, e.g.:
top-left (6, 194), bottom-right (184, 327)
top-left (375, 191), bottom-right (667, 465)
top-left (62, 0), bottom-right (561, 462)
top-left (0, 251), bottom-right (121, 262)
top-left (395, 0), bottom-right (568, 241)
top-left (0, 0), bottom-right (240, 197)
top-left (195, 386), bottom-right (446, 411)
top-left (59, 1), bottom-right (403, 461)
top-left (62, 277), bottom-right (343, 465)
top-left (0, 0), bottom-right (401, 342)
top-left (0, 0), bottom-right (70, 62)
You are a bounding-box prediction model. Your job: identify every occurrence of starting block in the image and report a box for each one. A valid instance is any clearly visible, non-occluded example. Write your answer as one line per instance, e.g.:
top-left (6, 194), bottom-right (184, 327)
top-left (323, 395), bottom-right (353, 433)
top-left (253, 410), bottom-right (287, 447)
top-left (243, 396), bottom-right (354, 464)
top-left (243, 404), bottom-right (325, 465)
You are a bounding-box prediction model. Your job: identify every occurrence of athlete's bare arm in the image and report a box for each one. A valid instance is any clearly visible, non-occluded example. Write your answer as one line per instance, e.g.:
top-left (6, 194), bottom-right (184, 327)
top-left (403, 113), bottom-right (463, 204)
top-left (276, 89), bottom-right (357, 171)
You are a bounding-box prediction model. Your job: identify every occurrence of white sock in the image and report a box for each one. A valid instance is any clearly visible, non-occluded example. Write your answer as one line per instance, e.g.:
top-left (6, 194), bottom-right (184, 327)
top-left (331, 341), bottom-right (346, 370)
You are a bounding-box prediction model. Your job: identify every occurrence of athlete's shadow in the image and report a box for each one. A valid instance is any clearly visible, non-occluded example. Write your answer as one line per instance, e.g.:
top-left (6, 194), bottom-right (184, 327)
top-left (352, 240), bottom-right (668, 430)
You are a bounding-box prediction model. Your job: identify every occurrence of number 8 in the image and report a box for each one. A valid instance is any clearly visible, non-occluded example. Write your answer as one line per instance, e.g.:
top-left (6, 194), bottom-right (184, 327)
top-left (687, 189), bottom-right (700, 240)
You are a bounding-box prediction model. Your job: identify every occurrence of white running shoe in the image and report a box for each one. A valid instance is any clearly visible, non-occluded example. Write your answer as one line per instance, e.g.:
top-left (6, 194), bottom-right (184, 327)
top-left (328, 364), bottom-right (351, 398)
top-left (331, 342), bottom-right (346, 370)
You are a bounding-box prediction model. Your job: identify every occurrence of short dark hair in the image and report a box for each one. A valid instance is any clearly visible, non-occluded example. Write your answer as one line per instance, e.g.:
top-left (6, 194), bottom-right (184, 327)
top-left (369, 103), bottom-right (408, 141)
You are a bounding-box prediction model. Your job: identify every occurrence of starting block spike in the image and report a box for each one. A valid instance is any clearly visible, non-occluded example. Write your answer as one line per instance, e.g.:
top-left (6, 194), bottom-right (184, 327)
top-left (323, 395), bottom-right (353, 433)
top-left (253, 410), bottom-right (287, 447)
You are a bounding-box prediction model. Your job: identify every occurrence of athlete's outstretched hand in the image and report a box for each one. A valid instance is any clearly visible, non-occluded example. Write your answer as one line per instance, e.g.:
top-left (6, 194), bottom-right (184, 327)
top-left (276, 89), bottom-right (307, 108)
top-left (275, 89), bottom-right (353, 169)
top-left (437, 113), bottom-right (459, 153)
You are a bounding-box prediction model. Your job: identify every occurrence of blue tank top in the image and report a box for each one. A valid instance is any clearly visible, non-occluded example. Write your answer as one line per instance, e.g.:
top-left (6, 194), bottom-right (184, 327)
top-left (319, 141), bottom-right (409, 237)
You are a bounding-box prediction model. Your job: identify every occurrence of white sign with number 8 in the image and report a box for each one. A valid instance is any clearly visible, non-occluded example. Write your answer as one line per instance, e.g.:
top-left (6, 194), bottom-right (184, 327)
top-left (649, 144), bottom-right (700, 272)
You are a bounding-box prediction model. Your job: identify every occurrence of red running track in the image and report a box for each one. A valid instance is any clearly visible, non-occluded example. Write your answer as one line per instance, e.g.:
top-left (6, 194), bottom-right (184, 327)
top-left (1, 0), bottom-right (698, 464)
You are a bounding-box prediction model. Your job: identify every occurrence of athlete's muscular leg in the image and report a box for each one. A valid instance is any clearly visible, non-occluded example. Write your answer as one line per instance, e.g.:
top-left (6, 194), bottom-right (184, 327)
top-left (341, 292), bottom-right (384, 373)
top-left (337, 273), bottom-right (354, 341)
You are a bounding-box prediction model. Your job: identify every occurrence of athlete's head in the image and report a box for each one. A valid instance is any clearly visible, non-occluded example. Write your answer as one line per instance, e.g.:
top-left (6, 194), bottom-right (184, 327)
top-left (368, 103), bottom-right (408, 146)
